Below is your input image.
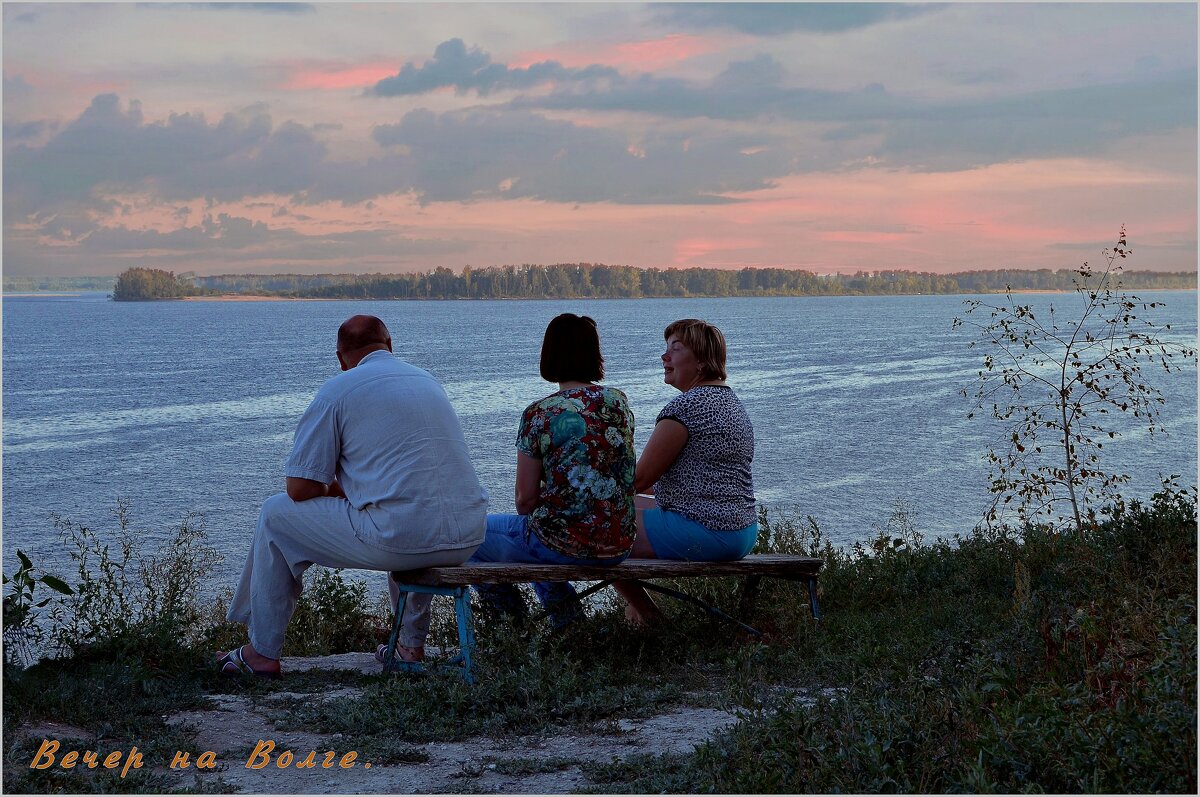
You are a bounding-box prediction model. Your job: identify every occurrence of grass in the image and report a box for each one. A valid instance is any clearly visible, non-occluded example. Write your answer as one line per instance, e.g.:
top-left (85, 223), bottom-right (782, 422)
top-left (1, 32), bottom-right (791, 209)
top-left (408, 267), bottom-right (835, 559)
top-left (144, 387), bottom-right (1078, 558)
top-left (3, 488), bottom-right (1196, 793)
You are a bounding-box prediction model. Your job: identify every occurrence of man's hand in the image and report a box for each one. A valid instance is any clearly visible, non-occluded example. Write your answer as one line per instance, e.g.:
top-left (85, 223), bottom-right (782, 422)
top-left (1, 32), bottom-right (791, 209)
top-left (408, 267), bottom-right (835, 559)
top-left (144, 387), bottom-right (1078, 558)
top-left (286, 477), bottom-right (331, 502)
top-left (327, 479), bottom-right (347, 499)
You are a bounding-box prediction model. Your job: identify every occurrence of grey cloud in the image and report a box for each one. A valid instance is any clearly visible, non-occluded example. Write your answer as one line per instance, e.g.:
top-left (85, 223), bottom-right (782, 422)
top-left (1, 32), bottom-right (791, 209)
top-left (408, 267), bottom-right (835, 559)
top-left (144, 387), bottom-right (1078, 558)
top-left (4, 213), bottom-right (469, 275)
top-left (303, 152), bottom-right (417, 204)
top-left (11, 61), bottom-right (1190, 234)
top-left (711, 53), bottom-right (786, 90)
top-left (73, 214), bottom-right (332, 254)
top-left (3, 120), bottom-right (48, 141)
top-left (950, 67), bottom-right (1016, 86)
top-left (511, 54), bottom-right (910, 122)
top-left (371, 108), bottom-right (790, 204)
top-left (4, 94), bottom-right (327, 214)
top-left (1045, 237), bottom-right (1199, 269)
top-left (368, 38), bottom-right (620, 97)
top-left (36, 208), bottom-right (99, 242)
top-left (652, 3), bottom-right (939, 34)
top-left (4, 75), bottom-right (35, 100)
top-left (876, 72), bottom-right (1198, 170)
top-left (514, 57), bottom-right (1196, 171)
top-left (78, 215), bottom-right (267, 253)
top-left (156, 3), bottom-right (316, 13)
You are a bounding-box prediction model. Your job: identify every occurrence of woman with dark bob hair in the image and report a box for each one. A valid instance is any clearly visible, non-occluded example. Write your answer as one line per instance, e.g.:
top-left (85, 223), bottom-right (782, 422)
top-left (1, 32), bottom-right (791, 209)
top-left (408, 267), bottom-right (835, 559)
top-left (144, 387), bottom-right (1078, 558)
top-left (464, 313), bottom-right (636, 626)
top-left (614, 318), bottom-right (757, 626)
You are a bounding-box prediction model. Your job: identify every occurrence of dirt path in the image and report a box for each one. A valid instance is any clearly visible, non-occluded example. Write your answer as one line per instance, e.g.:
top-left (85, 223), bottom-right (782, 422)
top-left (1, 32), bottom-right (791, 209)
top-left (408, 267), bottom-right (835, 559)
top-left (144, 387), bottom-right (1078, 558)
top-left (162, 653), bottom-right (743, 793)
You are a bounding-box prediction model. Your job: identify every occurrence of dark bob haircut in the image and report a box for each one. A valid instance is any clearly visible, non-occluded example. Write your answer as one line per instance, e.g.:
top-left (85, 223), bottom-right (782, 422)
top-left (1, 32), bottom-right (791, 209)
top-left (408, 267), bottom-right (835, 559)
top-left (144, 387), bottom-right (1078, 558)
top-left (540, 313), bottom-right (604, 383)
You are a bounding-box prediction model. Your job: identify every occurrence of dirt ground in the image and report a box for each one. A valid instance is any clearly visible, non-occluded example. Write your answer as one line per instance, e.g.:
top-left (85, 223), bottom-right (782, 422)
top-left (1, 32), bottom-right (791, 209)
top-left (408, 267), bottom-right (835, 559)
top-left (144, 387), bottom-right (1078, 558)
top-left (158, 652), bottom-right (744, 794)
top-left (13, 652), bottom-right (833, 793)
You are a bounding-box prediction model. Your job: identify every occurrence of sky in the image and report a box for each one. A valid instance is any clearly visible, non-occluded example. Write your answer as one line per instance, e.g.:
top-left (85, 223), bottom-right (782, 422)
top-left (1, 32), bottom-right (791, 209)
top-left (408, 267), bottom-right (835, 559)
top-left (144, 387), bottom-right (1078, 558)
top-left (2, 1), bottom-right (1196, 277)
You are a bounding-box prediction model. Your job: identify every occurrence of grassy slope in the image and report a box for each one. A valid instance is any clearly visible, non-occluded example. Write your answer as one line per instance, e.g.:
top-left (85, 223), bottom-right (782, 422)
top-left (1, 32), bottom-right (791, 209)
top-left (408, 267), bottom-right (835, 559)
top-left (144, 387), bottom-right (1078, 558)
top-left (3, 491), bottom-right (1196, 794)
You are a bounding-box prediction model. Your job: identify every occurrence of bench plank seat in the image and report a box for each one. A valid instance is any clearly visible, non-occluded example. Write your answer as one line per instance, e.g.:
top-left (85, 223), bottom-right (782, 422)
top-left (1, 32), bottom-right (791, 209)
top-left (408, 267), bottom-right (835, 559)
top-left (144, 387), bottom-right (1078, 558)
top-left (391, 553), bottom-right (823, 586)
top-left (382, 553), bottom-right (824, 683)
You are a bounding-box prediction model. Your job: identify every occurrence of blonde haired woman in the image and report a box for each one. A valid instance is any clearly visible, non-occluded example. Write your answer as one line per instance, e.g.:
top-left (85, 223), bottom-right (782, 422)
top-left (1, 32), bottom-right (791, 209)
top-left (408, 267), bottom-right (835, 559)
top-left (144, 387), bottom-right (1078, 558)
top-left (615, 318), bottom-right (757, 626)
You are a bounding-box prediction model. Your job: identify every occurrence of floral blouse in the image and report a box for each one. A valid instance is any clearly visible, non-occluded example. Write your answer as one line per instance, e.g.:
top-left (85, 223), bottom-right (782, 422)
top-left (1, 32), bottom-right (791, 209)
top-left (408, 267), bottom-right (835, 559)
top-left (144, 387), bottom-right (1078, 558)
top-left (517, 385), bottom-right (636, 559)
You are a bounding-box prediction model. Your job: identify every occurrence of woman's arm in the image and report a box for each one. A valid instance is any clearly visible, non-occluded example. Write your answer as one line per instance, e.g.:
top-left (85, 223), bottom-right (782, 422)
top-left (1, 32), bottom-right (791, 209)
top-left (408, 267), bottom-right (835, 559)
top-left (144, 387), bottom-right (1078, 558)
top-left (634, 418), bottom-right (689, 494)
top-left (515, 450), bottom-right (543, 515)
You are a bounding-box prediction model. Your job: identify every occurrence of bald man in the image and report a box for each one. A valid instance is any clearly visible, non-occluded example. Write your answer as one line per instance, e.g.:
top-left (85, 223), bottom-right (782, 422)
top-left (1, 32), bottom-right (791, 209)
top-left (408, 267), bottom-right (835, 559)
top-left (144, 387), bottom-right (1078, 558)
top-left (220, 315), bottom-right (487, 678)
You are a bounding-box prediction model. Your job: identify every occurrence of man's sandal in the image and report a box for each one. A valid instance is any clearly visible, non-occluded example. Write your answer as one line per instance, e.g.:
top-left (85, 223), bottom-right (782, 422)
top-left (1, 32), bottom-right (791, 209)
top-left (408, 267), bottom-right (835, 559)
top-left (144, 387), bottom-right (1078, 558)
top-left (374, 643), bottom-right (425, 665)
top-left (217, 645), bottom-right (282, 680)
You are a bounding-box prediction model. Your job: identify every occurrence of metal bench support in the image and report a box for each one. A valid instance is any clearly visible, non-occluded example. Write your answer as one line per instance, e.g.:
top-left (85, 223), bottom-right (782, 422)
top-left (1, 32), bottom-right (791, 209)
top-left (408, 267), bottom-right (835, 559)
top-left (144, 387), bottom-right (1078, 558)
top-left (806, 576), bottom-right (822, 622)
top-left (383, 583), bottom-right (477, 684)
top-left (383, 555), bottom-right (824, 684)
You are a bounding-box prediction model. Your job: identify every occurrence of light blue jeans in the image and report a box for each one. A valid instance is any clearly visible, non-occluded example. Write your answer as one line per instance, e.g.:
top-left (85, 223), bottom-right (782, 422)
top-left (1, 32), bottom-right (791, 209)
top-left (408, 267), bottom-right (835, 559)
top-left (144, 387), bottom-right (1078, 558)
top-left (469, 514), bottom-right (628, 626)
top-left (641, 507), bottom-right (758, 561)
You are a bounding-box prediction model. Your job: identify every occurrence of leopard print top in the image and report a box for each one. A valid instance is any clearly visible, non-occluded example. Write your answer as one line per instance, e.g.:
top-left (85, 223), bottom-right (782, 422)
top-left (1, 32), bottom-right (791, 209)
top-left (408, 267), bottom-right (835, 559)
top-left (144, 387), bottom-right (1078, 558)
top-left (653, 385), bottom-right (756, 531)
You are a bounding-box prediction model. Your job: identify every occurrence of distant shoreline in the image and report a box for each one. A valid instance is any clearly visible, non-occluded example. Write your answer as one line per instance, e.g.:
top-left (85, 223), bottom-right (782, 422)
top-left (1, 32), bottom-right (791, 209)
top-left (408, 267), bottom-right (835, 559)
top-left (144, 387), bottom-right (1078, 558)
top-left (7, 288), bottom-right (1195, 302)
top-left (180, 294), bottom-right (327, 302)
top-left (173, 288), bottom-right (1197, 302)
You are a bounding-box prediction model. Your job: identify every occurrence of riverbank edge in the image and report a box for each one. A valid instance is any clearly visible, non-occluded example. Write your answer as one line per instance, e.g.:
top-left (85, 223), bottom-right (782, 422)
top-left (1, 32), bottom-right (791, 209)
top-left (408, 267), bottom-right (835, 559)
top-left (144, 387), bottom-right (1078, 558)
top-left (3, 492), bottom-right (1196, 794)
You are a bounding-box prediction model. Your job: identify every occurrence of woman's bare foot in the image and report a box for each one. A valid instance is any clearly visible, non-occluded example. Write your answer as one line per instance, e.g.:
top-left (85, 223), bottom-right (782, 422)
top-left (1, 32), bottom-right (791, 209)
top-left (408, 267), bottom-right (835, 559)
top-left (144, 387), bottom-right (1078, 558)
top-left (624, 603), bottom-right (662, 629)
top-left (613, 580), bottom-right (662, 628)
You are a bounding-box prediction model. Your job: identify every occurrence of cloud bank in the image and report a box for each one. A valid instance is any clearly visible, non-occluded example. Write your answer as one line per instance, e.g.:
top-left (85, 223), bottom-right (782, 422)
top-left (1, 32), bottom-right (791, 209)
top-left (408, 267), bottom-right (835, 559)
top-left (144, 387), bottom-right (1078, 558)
top-left (2, 2), bottom-right (1194, 275)
top-left (369, 38), bottom-right (620, 97)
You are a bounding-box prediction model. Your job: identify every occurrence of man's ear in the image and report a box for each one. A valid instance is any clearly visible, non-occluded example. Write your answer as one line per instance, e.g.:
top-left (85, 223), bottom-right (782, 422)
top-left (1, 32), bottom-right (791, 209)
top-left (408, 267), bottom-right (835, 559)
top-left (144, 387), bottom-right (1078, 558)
top-left (337, 351), bottom-right (349, 372)
top-left (385, 338), bottom-right (393, 353)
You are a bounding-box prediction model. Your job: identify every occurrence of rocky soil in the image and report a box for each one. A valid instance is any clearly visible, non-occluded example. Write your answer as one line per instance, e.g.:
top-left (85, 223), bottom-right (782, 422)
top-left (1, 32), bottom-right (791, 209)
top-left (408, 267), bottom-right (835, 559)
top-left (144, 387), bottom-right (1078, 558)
top-left (164, 652), bottom-right (741, 794)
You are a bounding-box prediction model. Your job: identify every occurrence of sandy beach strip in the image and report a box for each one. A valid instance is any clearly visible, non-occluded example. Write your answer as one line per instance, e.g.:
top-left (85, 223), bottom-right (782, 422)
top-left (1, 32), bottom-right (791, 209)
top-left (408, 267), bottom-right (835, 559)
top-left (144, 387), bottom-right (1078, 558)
top-left (182, 294), bottom-right (329, 301)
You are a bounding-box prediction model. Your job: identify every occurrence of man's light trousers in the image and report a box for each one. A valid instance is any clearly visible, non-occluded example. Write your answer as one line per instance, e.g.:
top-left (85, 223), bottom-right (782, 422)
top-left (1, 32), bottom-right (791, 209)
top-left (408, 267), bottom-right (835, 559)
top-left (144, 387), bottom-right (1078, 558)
top-left (228, 493), bottom-right (480, 659)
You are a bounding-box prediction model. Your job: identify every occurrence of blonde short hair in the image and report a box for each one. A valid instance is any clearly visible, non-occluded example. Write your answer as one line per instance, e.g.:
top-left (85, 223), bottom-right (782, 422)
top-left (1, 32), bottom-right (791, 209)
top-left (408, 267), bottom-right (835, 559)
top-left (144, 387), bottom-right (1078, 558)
top-left (663, 319), bottom-right (728, 381)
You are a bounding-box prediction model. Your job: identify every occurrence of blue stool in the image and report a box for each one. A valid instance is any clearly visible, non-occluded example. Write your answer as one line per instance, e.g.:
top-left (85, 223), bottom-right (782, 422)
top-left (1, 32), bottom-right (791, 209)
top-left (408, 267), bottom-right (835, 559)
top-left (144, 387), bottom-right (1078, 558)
top-left (382, 582), bottom-right (477, 684)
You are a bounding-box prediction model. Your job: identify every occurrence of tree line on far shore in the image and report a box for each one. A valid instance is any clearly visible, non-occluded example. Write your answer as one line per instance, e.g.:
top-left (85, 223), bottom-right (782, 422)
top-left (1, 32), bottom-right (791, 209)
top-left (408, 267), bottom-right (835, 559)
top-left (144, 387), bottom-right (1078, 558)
top-left (112, 268), bottom-right (208, 301)
top-left (107, 262), bottom-right (1196, 301)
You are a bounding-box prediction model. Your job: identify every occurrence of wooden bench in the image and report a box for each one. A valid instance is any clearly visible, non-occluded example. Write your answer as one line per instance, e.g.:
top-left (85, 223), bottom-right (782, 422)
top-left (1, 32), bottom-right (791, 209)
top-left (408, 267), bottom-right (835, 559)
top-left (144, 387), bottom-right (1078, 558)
top-left (383, 554), bottom-right (824, 683)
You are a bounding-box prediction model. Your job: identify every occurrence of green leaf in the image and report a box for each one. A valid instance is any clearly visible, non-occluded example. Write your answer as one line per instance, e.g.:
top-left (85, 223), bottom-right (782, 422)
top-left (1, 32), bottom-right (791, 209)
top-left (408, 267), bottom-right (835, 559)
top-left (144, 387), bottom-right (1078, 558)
top-left (40, 574), bottom-right (74, 595)
top-left (17, 550), bottom-right (33, 569)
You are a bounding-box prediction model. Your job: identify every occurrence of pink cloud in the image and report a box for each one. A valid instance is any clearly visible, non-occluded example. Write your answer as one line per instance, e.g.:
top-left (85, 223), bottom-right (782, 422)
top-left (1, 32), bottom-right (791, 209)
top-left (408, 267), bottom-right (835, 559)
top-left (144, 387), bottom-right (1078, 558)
top-left (78, 154), bottom-right (1195, 276)
top-left (511, 33), bottom-right (731, 72)
top-left (9, 68), bottom-right (125, 99)
top-left (673, 236), bottom-right (763, 266)
top-left (280, 61), bottom-right (400, 91)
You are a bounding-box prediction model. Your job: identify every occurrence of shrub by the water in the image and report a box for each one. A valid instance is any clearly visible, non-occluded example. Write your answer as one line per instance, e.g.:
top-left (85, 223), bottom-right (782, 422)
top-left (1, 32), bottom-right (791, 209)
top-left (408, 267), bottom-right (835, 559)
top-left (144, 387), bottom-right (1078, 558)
top-left (45, 500), bottom-right (222, 667)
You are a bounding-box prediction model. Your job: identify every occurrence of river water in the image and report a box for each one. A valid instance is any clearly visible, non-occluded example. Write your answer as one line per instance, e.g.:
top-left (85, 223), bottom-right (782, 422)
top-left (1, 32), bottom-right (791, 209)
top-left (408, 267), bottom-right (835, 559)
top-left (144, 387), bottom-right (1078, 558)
top-left (3, 292), bottom-right (1195, 583)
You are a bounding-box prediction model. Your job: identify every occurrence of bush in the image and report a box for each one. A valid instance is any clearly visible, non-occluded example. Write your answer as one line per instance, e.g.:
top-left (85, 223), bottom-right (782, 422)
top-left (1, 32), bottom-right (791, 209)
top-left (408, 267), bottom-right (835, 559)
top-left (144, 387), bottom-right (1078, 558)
top-left (45, 500), bottom-right (222, 667)
top-left (283, 567), bottom-right (382, 656)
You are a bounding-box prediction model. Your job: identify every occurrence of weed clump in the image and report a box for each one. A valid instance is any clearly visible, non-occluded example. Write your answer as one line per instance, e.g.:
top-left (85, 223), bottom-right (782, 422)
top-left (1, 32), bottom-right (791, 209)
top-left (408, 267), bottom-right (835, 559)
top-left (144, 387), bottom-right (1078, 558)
top-left (45, 499), bottom-right (222, 667)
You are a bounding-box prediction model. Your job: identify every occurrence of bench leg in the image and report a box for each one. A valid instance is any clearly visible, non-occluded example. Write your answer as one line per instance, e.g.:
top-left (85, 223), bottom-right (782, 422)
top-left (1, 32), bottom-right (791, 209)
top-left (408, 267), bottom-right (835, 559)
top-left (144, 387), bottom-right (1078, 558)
top-left (452, 587), bottom-right (476, 685)
top-left (636, 580), bottom-right (764, 638)
top-left (806, 576), bottom-right (822, 623)
top-left (527, 579), bottom-right (614, 624)
top-left (384, 584), bottom-right (475, 682)
top-left (738, 574), bottom-right (762, 620)
top-left (383, 590), bottom-right (425, 676)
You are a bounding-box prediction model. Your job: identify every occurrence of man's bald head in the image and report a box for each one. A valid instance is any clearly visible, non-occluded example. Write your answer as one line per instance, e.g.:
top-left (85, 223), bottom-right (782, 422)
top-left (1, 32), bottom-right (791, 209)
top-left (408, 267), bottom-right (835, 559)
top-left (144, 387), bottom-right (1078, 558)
top-left (336, 315), bottom-right (392, 370)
